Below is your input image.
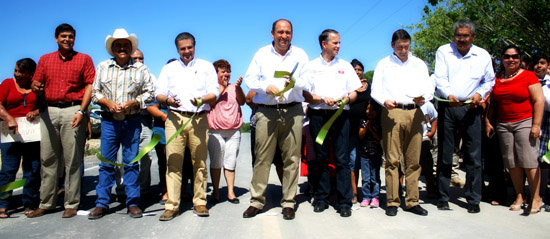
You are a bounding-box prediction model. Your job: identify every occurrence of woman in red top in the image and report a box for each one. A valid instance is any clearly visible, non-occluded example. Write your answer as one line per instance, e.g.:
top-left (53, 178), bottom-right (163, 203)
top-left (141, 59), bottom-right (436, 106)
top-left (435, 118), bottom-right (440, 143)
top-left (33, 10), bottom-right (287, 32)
top-left (486, 46), bottom-right (545, 214)
top-left (0, 58), bottom-right (41, 218)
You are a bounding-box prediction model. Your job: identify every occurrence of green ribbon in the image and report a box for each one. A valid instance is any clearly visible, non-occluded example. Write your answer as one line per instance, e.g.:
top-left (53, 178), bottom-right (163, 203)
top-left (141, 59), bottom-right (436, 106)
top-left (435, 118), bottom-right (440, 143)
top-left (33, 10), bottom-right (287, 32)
top-left (434, 95), bottom-right (473, 104)
top-left (0, 179), bottom-right (26, 199)
top-left (96, 99), bottom-right (203, 167)
top-left (273, 63), bottom-right (299, 97)
top-left (315, 99), bottom-right (346, 145)
top-left (542, 139), bottom-right (550, 164)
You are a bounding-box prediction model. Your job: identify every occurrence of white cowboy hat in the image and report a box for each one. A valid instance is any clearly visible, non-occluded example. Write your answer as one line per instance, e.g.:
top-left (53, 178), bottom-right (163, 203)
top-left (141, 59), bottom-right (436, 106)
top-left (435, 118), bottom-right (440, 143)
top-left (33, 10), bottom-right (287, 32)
top-left (105, 28), bottom-right (138, 57)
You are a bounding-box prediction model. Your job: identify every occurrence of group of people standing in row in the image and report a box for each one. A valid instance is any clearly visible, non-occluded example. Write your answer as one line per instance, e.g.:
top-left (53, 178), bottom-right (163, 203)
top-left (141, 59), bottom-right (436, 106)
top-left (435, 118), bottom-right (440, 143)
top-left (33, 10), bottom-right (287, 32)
top-left (1, 18), bottom-right (549, 222)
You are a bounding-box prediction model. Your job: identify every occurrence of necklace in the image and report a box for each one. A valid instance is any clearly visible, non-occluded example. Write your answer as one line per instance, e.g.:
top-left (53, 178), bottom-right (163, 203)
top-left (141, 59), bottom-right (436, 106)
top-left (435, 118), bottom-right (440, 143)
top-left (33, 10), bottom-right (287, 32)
top-left (502, 69), bottom-right (520, 79)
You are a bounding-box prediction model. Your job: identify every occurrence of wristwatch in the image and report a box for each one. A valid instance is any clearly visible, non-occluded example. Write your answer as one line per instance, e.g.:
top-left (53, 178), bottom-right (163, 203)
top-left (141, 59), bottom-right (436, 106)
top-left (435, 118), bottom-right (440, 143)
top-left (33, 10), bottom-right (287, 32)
top-left (76, 109), bottom-right (88, 117)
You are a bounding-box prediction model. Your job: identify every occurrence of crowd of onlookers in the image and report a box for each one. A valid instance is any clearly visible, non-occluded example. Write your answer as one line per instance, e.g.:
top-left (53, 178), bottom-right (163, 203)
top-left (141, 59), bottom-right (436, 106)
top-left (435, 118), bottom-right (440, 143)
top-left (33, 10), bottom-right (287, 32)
top-left (1, 18), bottom-right (550, 222)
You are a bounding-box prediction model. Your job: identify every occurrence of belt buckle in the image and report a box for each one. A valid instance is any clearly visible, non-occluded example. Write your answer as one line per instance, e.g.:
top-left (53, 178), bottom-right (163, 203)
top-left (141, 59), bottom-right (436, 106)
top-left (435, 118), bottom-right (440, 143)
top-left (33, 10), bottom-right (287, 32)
top-left (113, 113), bottom-right (126, 121)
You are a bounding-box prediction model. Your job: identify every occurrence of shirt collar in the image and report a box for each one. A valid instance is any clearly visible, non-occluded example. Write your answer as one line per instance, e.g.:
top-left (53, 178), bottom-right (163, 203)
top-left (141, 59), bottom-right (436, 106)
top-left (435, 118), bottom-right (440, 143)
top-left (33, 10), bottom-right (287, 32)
top-left (108, 57), bottom-right (137, 69)
top-left (320, 54), bottom-right (338, 65)
top-left (450, 42), bottom-right (478, 58)
top-left (178, 57), bottom-right (196, 67)
top-left (57, 50), bottom-right (77, 61)
top-left (270, 42), bottom-right (293, 57)
top-left (390, 52), bottom-right (411, 65)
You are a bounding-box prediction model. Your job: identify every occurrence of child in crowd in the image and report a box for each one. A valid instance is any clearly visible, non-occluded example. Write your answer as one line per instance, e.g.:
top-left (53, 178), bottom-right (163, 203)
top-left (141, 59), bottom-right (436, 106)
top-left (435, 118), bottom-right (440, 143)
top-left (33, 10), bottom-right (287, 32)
top-left (359, 100), bottom-right (383, 208)
top-left (419, 100), bottom-right (438, 197)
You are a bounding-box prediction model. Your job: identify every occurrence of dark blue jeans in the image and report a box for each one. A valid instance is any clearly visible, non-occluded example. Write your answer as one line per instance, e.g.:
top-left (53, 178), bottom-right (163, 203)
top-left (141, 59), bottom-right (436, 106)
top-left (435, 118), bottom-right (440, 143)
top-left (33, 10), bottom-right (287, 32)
top-left (308, 109), bottom-right (352, 209)
top-left (360, 154), bottom-right (381, 201)
top-left (96, 116), bottom-right (141, 208)
top-left (437, 102), bottom-right (482, 205)
top-left (0, 141), bottom-right (41, 209)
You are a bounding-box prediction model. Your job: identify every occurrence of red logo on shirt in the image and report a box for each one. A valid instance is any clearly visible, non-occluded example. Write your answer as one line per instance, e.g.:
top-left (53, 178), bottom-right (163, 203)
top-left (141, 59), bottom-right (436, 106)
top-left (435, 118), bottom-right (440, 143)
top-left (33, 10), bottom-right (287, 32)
top-left (338, 70), bottom-right (344, 74)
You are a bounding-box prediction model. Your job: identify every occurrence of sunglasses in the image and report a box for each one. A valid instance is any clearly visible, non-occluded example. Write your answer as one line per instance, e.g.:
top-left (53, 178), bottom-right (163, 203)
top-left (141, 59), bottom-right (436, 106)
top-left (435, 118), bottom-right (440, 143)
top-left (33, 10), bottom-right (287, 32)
top-left (503, 54), bottom-right (520, 59)
top-left (23, 93), bottom-right (28, 107)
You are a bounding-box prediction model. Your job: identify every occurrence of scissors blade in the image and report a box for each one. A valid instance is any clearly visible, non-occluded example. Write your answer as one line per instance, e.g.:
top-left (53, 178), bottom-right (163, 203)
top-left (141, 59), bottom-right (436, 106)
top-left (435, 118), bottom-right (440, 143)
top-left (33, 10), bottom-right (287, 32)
top-left (289, 62), bottom-right (299, 76)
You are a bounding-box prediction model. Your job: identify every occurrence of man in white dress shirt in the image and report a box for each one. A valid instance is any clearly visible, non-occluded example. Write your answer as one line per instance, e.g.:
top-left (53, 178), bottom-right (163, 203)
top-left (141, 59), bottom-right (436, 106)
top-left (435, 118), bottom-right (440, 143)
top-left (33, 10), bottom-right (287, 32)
top-left (302, 29), bottom-right (361, 217)
top-left (242, 19), bottom-right (309, 220)
top-left (371, 29), bottom-right (433, 217)
top-left (155, 32), bottom-right (219, 220)
top-left (434, 19), bottom-right (495, 213)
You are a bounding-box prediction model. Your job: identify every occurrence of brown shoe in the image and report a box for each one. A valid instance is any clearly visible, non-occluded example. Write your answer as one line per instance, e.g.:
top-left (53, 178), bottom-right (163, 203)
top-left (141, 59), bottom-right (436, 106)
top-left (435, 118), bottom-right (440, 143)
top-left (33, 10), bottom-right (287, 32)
top-left (282, 207), bottom-right (295, 220)
top-left (27, 208), bottom-right (47, 218)
top-left (62, 208), bottom-right (77, 218)
top-left (159, 209), bottom-right (178, 221)
top-left (127, 206), bottom-right (143, 218)
top-left (88, 207), bottom-right (107, 220)
top-left (193, 205), bottom-right (209, 217)
top-left (243, 206), bottom-right (261, 218)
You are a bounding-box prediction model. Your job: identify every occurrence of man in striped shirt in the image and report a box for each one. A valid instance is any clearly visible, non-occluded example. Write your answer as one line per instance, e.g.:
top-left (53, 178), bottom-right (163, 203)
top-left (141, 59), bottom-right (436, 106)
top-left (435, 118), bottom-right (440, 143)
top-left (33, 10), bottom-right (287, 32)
top-left (88, 29), bottom-right (153, 219)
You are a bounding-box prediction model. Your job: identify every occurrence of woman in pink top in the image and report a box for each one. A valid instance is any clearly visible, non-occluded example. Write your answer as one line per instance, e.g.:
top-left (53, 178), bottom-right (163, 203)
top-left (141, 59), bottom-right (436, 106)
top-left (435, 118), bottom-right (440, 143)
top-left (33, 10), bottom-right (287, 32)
top-left (207, 60), bottom-right (245, 204)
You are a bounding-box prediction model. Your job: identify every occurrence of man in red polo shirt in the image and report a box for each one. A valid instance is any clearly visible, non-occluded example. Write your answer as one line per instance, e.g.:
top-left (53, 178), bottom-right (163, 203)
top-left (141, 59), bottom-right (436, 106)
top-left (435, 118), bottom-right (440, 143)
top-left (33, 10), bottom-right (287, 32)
top-left (28, 23), bottom-right (95, 218)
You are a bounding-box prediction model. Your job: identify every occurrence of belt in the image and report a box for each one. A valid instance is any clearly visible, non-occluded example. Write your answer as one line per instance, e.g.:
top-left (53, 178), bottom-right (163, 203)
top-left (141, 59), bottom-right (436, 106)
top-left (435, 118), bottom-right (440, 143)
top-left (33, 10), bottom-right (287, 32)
top-left (171, 109), bottom-right (206, 116)
top-left (47, 101), bottom-right (82, 108)
top-left (395, 103), bottom-right (417, 110)
top-left (258, 102), bottom-right (299, 109)
top-left (102, 112), bottom-right (139, 121)
top-left (309, 108), bottom-right (341, 115)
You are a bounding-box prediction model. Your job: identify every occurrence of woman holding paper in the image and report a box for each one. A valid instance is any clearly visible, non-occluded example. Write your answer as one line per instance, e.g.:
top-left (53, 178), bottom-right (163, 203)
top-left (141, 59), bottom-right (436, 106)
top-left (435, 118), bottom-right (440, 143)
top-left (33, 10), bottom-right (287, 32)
top-left (207, 59), bottom-right (245, 204)
top-left (486, 45), bottom-right (545, 214)
top-left (0, 58), bottom-right (41, 218)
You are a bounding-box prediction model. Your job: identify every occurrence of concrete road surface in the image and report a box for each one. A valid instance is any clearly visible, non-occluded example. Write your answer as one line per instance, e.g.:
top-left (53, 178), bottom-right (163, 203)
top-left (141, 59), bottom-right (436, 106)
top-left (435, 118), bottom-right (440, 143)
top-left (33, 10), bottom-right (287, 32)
top-left (1, 133), bottom-right (548, 239)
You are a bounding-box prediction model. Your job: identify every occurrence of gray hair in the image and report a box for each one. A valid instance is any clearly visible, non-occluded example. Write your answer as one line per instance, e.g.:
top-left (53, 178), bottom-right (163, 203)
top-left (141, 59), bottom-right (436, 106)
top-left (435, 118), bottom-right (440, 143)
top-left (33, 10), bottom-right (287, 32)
top-left (453, 19), bottom-right (476, 35)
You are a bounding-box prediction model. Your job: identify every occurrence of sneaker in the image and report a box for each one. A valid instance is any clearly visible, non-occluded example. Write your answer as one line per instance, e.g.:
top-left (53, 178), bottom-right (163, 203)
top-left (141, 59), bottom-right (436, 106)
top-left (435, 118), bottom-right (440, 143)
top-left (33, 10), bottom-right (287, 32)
top-left (370, 198), bottom-right (379, 208)
top-left (360, 200), bottom-right (370, 207)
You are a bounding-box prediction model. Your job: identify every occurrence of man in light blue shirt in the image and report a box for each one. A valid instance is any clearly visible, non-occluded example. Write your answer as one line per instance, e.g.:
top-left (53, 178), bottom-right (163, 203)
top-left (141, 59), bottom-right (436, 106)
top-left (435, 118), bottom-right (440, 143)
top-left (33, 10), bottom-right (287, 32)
top-left (434, 19), bottom-right (495, 214)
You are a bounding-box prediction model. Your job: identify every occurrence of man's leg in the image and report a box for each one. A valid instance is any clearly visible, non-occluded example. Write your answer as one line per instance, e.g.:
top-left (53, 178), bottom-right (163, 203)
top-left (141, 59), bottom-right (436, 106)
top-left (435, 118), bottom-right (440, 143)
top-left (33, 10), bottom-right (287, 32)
top-left (138, 114), bottom-right (153, 194)
top-left (381, 108), bottom-right (404, 208)
top-left (122, 116), bottom-right (142, 208)
top-left (60, 106), bottom-right (86, 209)
top-left (249, 107), bottom-right (278, 210)
top-left (164, 111), bottom-right (186, 211)
top-left (188, 114), bottom-right (209, 207)
top-left (437, 102), bottom-right (457, 204)
top-left (308, 111), bottom-right (331, 205)
top-left (95, 118), bottom-right (120, 209)
top-left (38, 107), bottom-right (62, 210)
top-left (403, 109), bottom-right (423, 209)
top-left (278, 105), bottom-right (303, 209)
top-left (461, 108), bottom-right (482, 205)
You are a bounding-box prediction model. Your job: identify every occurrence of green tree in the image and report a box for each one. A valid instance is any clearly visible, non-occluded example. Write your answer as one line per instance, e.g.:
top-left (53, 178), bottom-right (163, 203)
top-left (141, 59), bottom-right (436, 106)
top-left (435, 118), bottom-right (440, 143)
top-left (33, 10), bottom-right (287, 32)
top-left (240, 122), bottom-right (251, 133)
top-left (408, 0), bottom-right (550, 71)
top-left (364, 70), bottom-right (374, 83)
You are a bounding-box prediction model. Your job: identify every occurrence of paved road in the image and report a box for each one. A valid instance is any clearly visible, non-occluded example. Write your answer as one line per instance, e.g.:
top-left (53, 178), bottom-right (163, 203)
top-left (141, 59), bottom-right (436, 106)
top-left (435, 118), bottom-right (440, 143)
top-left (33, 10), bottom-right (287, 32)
top-left (1, 133), bottom-right (548, 239)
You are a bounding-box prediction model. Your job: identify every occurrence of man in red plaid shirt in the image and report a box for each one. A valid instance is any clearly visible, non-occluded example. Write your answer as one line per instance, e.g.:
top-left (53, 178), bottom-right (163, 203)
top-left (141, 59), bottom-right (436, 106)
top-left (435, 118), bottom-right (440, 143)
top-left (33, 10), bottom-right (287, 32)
top-left (28, 23), bottom-right (95, 218)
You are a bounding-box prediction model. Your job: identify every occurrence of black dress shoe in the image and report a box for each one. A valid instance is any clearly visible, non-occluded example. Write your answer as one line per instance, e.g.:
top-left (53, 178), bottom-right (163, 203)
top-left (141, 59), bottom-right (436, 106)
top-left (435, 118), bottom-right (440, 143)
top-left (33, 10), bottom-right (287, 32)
top-left (282, 207), bottom-right (295, 220)
top-left (386, 206), bottom-right (398, 216)
top-left (313, 201), bottom-right (329, 213)
top-left (227, 198), bottom-right (240, 204)
top-left (405, 205), bottom-right (428, 216)
top-left (339, 207), bottom-right (352, 217)
top-left (128, 206), bottom-right (143, 218)
top-left (467, 204), bottom-right (480, 213)
top-left (243, 206), bottom-right (261, 218)
top-left (437, 201), bottom-right (451, 210)
top-left (88, 207), bottom-right (107, 220)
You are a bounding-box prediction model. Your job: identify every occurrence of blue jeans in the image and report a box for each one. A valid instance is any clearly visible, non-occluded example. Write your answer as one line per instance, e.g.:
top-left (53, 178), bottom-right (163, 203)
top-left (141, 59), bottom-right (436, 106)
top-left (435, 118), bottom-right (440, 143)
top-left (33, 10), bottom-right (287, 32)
top-left (96, 116), bottom-right (141, 208)
top-left (348, 136), bottom-right (360, 171)
top-left (0, 141), bottom-right (41, 209)
top-left (360, 155), bottom-right (381, 201)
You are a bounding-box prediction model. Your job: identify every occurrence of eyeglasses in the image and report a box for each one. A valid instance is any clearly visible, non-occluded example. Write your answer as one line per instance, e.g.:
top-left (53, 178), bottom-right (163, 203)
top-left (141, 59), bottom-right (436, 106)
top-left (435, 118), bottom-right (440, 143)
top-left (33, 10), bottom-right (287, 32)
top-left (454, 34), bottom-right (471, 40)
top-left (503, 54), bottom-right (520, 59)
top-left (133, 57), bottom-right (144, 60)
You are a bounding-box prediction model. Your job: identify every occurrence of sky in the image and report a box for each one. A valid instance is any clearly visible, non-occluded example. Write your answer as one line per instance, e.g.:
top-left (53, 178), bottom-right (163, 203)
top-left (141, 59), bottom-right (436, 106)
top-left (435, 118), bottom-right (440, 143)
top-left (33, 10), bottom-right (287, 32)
top-left (0, 0), bottom-right (429, 122)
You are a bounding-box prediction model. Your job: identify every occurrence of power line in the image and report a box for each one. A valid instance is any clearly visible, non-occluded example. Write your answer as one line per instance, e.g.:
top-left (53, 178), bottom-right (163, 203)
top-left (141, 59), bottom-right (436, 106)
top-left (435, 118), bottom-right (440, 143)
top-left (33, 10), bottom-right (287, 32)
top-left (341, 0), bottom-right (383, 36)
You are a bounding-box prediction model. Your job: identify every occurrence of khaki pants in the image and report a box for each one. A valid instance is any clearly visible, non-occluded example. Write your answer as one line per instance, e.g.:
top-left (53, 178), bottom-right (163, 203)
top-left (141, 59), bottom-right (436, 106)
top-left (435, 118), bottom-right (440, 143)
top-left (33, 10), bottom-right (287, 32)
top-left (381, 107), bottom-right (424, 208)
top-left (39, 105), bottom-right (86, 209)
top-left (164, 111), bottom-right (209, 210)
top-left (249, 104), bottom-right (303, 209)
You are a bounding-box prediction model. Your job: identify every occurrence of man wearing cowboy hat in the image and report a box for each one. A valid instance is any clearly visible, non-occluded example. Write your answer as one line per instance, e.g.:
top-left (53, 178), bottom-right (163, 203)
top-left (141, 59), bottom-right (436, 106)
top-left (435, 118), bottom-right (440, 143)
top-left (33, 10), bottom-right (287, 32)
top-left (89, 28), bottom-right (154, 219)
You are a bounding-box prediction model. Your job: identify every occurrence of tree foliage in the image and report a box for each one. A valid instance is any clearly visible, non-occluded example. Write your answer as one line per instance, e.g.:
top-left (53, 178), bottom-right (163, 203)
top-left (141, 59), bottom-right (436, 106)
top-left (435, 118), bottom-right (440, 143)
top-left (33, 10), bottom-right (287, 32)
top-left (408, 0), bottom-right (550, 71)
